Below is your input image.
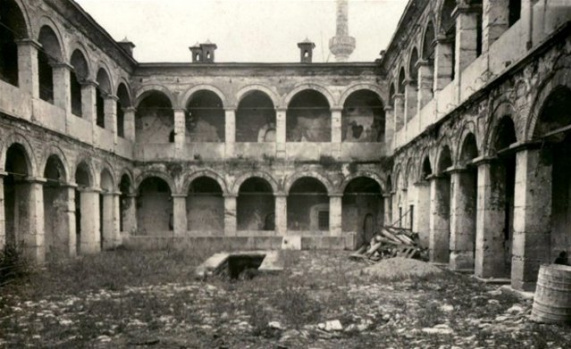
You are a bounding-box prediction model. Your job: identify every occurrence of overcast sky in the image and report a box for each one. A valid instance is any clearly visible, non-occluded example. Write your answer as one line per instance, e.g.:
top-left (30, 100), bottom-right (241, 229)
top-left (75, 0), bottom-right (407, 63)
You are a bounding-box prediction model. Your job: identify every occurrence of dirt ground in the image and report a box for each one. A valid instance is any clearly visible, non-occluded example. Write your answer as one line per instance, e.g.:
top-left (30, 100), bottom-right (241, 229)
top-left (1, 250), bottom-right (570, 348)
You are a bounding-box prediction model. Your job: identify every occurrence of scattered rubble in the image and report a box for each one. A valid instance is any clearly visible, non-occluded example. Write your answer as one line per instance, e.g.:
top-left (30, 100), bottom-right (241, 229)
top-left (350, 226), bottom-right (426, 263)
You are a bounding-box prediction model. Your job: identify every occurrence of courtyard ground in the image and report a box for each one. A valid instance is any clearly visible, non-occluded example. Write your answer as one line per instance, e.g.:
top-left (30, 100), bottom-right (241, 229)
top-left (1, 247), bottom-right (570, 348)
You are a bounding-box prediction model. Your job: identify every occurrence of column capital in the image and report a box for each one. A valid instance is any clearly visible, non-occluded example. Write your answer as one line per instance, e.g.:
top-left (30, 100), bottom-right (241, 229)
top-left (171, 194), bottom-right (187, 198)
top-left (329, 193), bottom-right (343, 198)
top-left (223, 194), bottom-right (237, 199)
top-left (413, 180), bottom-right (430, 187)
top-left (444, 166), bottom-right (469, 174)
top-left (382, 193), bottom-right (392, 198)
top-left (101, 191), bottom-right (121, 196)
top-left (436, 34), bottom-right (454, 44)
top-left (81, 79), bottom-right (99, 88)
top-left (471, 155), bottom-right (497, 166)
top-left (16, 38), bottom-right (41, 49)
top-left (275, 107), bottom-right (287, 113)
top-left (224, 107), bottom-right (237, 112)
top-left (61, 182), bottom-right (78, 189)
top-left (123, 106), bottom-right (137, 113)
top-left (426, 174), bottom-right (445, 181)
top-left (452, 3), bottom-right (482, 17)
top-left (415, 59), bottom-right (432, 68)
top-left (103, 94), bottom-right (119, 102)
top-left (384, 105), bottom-right (394, 112)
top-left (330, 107), bottom-right (344, 113)
top-left (51, 62), bottom-right (74, 70)
top-left (274, 193), bottom-right (288, 198)
top-left (173, 108), bottom-right (187, 113)
top-left (25, 176), bottom-right (47, 184)
top-left (393, 93), bottom-right (404, 100)
top-left (78, 187), bottom-right (102, 193)
top-left (403, 78), bottom-right (417, 86)
top-left (0, 171), bottom-right (7, 177)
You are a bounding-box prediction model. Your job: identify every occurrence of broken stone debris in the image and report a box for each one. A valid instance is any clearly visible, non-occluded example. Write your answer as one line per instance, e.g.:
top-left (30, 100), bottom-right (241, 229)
top-left (349, 226), bottom-right (425, 263)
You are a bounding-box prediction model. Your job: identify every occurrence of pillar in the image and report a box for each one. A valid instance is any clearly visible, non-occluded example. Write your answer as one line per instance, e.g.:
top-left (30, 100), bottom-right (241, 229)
top-left (449, 167), bottom-right (477, 271)
top-left (275, 194), bottom-right (287, 235)
top-left (414, 180), bottom-right (431, 248)
top-left (173, 108), bottom-right (186, 149)
top-left (329, 194), bottom-right (342, 236)
top-left (384, 106), bottom-right (394, 152)
top-left (434, 35), bottom-right (454, 91)
top-left (113, 193), bottom-right (121, 246)
top-left (225, 108), bottom-right (236, 157)
top-left (172, 194), bottom-right (187, 236)
top-left (331, 108), bottom-right (342, 159)
top-left (78, 188), bottom-right (100, 254)
top-left (101, 192), bottom-right (116, 250)
top-left (383, 193), bottom-right (392, 227)
top-left (482, 0), bottom-right (510, 53)
top-left (81, 80), bottom-right (98, 124)
top-left (52, 63), bottom-right (72, 114)
top-left (123, 107), bottom-right (136, 142)
top-left (16, 39), bottom-right (40, 98)
top-left (63, 185), bottom-right (77, 257)
top-left (417, 59), bottom-right (434, 110)
top-left (19, 178), bottom-right (46, 263)
top-left (428, 174), bottom-right (451, 263)
top-left (393, 94), bottom-right (405, 132)
top-left (511, 146), bottom-right (552, 291)
top-left (122, 194), bottom-right (137, 234)
top-left (276, 108), bottom-right (287, 159)
top-left (404, 80), bottom-right (418, 130)
top-left (104, 95), bottom-right (118, 140)
top-left (224, 195), bottom-right (237, 236)
top-left (474, 158), bottom-right (507, 278)
top-left (454, 4), bottom-right (479, 73)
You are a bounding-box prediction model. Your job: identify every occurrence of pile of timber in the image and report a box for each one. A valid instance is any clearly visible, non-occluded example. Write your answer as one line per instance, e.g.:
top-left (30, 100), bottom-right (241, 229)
top-left (350, 226), bottom-right (424, 263)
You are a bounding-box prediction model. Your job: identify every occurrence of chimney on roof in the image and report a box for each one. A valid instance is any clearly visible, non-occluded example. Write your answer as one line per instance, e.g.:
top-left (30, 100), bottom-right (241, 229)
top-left (189, 42), bottom-right (202, 62)
top-left (118, 37), bottom-right (135, 57)
top-left (201, 40), bottom-right (217, 63)
top-left (298, 38), bottom-right (316, 63)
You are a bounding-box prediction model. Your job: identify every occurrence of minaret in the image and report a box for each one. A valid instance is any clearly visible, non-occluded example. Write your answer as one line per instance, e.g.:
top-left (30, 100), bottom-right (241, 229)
top-left (329, 0), bottom-right (356, 62)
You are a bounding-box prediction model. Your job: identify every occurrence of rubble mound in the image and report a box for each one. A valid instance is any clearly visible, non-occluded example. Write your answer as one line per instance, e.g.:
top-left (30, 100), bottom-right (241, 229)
top-left (358, 257), bottom-right (442, 280)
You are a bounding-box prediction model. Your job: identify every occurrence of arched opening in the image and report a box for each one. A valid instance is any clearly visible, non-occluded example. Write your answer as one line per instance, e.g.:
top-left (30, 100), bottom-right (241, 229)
top-left (37, 26), bottom-right (62, 104)
top-left (452, 133), bottom-right (479, 270)
top-left (415, 156), bottom-right (433, 247)
top-left (96, 68), bottom-right (111, 128)
top-left (43, 155), bottom-right (69, 260)
top-left (398, 68), bottom-right (406, 95)
top-left (509, 0), bottom-right (521, 27)
top-left (237, 177), bottom-right (275, 231)
top-left (119, 174), bottom-right (133, 234)
top-left (116, 83), bottom-right (131, 138)
top-left (100, 169), bottom-right (115, 250)
top-left (4, 144), bottom-right (30, 248)
top-left (440, 0), bottom-right (456, 81)
top-left (187, 177), bottom-right (224, 233)
top-left (136, 177), bottom-right (172, 234)
top-left (75, 161), bottom-right (96, 254)
top-left (409, 48), bottom-right (419, 83)
top-left (421, 21), bottom-right (436, 104)
top-left (342, 177), bottom-right (383, 247)
top-left (287, 90), bottom-right (331, 142)
top-left (70, 50), bottom-right (89, 117)
top-left (342, 90), bottom-right (385, 142)
top-left (287, 177), bottom-right (329, 231)
top-left (432, 145), bottom-right (452, 263)
top-left (0, 0), bottom-right (27, 86)
top-left (135, 91), bottom-right (174, 143)
top-left (186, 90), bottom-right (225, 142)
top-left (533, 87), bottom-right (571, 265)
top-left (236, 91), bottom-right (276, 142)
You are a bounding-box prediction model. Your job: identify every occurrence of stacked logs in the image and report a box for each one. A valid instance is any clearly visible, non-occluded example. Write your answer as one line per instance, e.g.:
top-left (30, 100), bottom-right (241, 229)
top-left (350, 226), bottom-right (425, 263)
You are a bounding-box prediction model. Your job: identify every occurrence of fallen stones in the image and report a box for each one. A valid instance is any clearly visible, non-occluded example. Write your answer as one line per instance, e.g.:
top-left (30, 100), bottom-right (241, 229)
top-left (421, 324), bottom-right (454, 335)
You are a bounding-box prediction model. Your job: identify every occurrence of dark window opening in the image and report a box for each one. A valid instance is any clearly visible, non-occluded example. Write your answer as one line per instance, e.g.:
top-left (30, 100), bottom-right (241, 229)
top-left (117, 102), bottom-right (125, 138)
top-left (476, 12), bottom-right (483, 57)
top-left (509, 0), bottom-right (521, 27)
top-left (38, 51), bottom-right (54, 103)
top-left (70, 72), bottom-right (82, 116)
top-left (409, 205), bottom-right (414, 230)
top-left (96, 89), bottom-right (105, 128)
top-left (169, 130), bottom-right (175, 143)
top-left (0, 28), bottom-right (18, 86)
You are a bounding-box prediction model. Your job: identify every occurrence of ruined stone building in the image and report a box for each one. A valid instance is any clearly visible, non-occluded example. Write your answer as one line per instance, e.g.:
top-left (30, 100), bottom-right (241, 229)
top-left (0, 0), bottom-right (570, 291)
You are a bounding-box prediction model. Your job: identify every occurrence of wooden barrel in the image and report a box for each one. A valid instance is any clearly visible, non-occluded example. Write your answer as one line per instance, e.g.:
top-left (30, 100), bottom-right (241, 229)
top-left (531, 264), bottom-right (571, 324)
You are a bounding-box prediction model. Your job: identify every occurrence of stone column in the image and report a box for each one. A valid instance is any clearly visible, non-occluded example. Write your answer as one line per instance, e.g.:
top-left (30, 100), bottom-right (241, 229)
top-left (384, 106), bottom-right (394, 152)
top-left (113, 193), bottom-right (121, 246)
top-left (393, 93), bottom-right (405, 132)
top-left (512, 146), bottom-right (552, 291)
top-left (104, 95), bottom-right (119, 141)
top-left (276, 108), bottom-right (287, 159)
top-left (482, 0), bottom-right (510, 54)
top-left (224, 195), bottom-right (237, 236)
top-left (449, 167), bottom-right (477, 271)
top-left (414, 180), bottom-right (431, 248)
top-left (52, 62), bottom-right (72, 114)
top-left (454, 4), bottom-right (480, 74)
top-left (331, 108), bottom-right (342, 159)
top-left (275, 194), bottom-right (287, 235)
top-left (101, 192), bottom-right (115, 250)
top-left (16, 39), bottom-right (40, 98)
top-left (20, 178), bottom-right (46, 264)
top-left (173, 108), bottom-right (186, 149)
top-left (172, 194), bottom-right (187, 236)
top-left (78, 188), bottom-right (101, 254)
top-left (416, 59), bottom-right (434, 110)
top-left (428, 174), bottom-right (451, 264)
top-left (123, 107), bottom-right (136, 142)
top-left (329, 194), bottom-right (342, 236)
top-left (383, 193), bottom-right (393, 227)
top-left (81, 80), bottom-right (98, 124)
top-left (0, 173), bottom-right (5, 250)
top-left (404, 79), bottom-right (418, 126)
top-left (474, 157), bottom-right (507, 278)
top-left (122, 194), bottom-right (137, 234)
top-left (434, 34), bottom-right (454, 91)
top-left (63, 184), bottom-right (77, 257)
top-left (225, 108), bottom-right (236, 157)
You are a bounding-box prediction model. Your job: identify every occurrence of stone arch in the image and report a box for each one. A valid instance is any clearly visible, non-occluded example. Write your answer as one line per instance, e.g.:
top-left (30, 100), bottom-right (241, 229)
top-left (526, 65), bottom-right (571, 141)
top-left (339, 172), bottom-right (385, 194)
top-left (398, 66), bottom-right (406, 94)
top-left (100, 168), bottom-right (115, 192)
top-left (1, 0), bottom-right (32, 39)
top-left (116, 79), bottom-right (133, 107)
top-left (39, 145), bottom-right (69, 183)
top-left (135, 85), bottom-right (177, 108)
top-left (73, 157), bottom-right (95, 188)
top-left (456, 122), bottom-right (480, 165)
top-left (405, 156), bottom-right (418, 187)
top-left (95, 64), bottom-right (114, 95)
top-left (435, 142), bottom-right (454, 174)
top-left (118, 169), bottom-right (135, 193)
top-left (36, 18), bottom-right (66, 61)
top-left (393, 164), bottom-right (404, 190)
top-left (231, 171), bottom-right (280, 196)
top-left (0, 132), bottom-right (37, 176)
top-left (421, 19), bottom-right (437, 60)
top-left (183, 169), bottom-right (228, 196)
top-left (181, 84), bottom-right (228, 109)
top-left (68, 43), bottom-right (92, 79)
top-left (236, 84), bottom-right (280, 109)
top-left (484, 101), bottom-right (519, 155)
top-left (283, 83), bottom-right (336, 109)
top-left (338, 84), bottom-right (385, 107)
top-left (436, 0), bottom-right (456, 34)
top-left (408, 47), bottom-right (420, 82)
top-left (284, 171), bottom-right (334, 195)
top-left (135, 171), bottom-right (175, 195)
